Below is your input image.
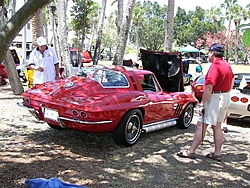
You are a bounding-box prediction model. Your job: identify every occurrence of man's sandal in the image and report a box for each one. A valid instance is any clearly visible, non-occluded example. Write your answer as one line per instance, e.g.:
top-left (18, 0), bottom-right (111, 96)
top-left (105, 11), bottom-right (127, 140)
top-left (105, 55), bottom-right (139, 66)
top-left (206, 153), bottom-right (222, 162)
top-left (177, 150), bottom-right (196, 159)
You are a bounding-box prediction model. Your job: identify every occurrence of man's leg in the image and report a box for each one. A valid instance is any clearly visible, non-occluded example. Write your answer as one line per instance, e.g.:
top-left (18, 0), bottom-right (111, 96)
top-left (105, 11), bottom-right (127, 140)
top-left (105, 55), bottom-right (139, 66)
top-left (212, 122), bottom-right (223, 156)
top-left (188, 121), bottom-right (208, 153)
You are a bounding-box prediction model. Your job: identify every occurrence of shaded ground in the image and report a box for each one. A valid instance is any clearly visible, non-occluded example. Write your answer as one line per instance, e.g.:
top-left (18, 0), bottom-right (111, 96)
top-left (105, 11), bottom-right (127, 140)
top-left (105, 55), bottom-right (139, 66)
top-left (0, 85), bottom-right (250, 188)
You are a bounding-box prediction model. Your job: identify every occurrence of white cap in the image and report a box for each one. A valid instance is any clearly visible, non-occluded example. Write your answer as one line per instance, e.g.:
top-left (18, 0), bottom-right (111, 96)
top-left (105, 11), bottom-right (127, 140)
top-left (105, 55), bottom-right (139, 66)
top-left (37, 36), bottom-right (47, 46)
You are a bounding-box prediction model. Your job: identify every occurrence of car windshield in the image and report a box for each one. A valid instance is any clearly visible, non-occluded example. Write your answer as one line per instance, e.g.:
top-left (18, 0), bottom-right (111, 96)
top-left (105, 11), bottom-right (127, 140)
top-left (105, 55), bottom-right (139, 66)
top-left (198, 76), bottom-right (205, 84)
top-left (235, 73), bottom-right (250, 80)
top-left (79, 67), bottom-right (129, 87)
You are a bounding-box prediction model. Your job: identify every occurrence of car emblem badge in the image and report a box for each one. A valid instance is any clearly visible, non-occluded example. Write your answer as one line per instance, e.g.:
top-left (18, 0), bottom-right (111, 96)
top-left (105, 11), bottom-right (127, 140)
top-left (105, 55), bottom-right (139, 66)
top-left (64, 82), bottom-right (74, 88)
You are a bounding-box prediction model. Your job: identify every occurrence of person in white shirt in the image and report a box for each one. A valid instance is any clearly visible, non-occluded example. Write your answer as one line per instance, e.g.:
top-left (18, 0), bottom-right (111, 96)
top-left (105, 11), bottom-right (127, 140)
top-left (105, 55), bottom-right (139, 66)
top-left (28, 36), bottom-right (60, 85)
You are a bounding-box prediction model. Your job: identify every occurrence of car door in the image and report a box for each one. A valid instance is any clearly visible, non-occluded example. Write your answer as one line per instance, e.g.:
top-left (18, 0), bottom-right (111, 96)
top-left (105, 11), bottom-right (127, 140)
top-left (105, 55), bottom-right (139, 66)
top-left (139, 74), bottom-right (174, 123)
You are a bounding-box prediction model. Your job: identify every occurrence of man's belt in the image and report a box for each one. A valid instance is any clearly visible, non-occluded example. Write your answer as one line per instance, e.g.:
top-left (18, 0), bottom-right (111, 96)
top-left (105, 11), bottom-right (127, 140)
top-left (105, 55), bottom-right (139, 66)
top-left (211, 91), bottom-right (229, 93)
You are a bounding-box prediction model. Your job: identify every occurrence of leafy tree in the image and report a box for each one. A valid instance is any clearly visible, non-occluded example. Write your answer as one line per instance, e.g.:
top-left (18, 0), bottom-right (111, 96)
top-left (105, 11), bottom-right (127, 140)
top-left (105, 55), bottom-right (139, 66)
top-left (221, 0), bottom-right (238, 61)
top-left (70, 0), bottom-right (96, 66)
top-left (130, 1), bottom-right (167, 50)
top-left (228, 4), bottom-right (248, 64)
top-left (174, 6), bottom-right (222, 47)
top-left (102, 12), bottom-right (117, 58)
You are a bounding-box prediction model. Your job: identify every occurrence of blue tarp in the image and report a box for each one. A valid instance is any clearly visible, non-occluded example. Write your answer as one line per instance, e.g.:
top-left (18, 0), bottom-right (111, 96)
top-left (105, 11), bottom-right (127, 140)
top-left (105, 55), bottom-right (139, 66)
top-left (24, 177), bottom-right (88, 188)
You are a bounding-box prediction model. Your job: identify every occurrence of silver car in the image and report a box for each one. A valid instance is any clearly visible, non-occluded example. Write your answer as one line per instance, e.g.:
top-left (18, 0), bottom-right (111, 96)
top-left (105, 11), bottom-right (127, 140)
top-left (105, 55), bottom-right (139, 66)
top-left (228, 89), bottom-right (250, 122)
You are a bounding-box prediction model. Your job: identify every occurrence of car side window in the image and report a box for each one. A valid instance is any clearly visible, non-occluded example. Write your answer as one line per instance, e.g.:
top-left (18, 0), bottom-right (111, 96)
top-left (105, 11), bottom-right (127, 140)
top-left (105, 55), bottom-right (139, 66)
top-left (140, 74), bottom-right (159, 92)
top-left (101, 70), bottom-right (128, 87)
top-left (78, 67), bottom-right (129, 87)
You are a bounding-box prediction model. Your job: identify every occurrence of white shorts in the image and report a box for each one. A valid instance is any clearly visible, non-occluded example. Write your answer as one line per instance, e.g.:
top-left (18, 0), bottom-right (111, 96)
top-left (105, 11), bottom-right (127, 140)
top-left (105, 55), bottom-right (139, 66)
top-left (198, 92), bottom-right (230, 125)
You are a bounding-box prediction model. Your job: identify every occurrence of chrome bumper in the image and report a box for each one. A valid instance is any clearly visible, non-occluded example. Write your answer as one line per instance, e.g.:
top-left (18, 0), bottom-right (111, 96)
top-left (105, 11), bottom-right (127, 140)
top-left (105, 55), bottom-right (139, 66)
top-left (17, 102), bottom-right (41, 120)
top-left (17, 102), bottom-right (113, 128)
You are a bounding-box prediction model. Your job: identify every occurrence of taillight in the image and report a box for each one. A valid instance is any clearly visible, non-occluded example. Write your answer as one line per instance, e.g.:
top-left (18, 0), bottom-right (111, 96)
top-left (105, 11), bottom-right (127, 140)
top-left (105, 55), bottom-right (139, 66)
top-left (240, 97), bottom-right (248, 103)
top-left (196, 85), bottom-right (203, 90)
top-left (231, 96), bottom-right (249, 103)
top-left (72, 110), bottom-right (78, 116)
top-left (80, 111), bottom-right (88, 118)
top-left (231, 96), bottom-right (239, 102)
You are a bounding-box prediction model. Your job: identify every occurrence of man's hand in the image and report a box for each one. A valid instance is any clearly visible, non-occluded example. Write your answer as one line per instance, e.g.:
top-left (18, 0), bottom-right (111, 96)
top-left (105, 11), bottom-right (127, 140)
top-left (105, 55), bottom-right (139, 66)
top-left (37, 67), bottom-right (44, 72)
top-left (55, 75), bottom-right (60, 80)
top-left (199, 106), bottom-right (205, 116)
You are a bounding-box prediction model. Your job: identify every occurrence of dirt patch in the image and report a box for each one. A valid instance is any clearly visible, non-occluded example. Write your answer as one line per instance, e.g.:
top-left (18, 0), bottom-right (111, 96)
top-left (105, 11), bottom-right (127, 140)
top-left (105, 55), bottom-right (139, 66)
top-left (0, 85), bottom-right (250, 187)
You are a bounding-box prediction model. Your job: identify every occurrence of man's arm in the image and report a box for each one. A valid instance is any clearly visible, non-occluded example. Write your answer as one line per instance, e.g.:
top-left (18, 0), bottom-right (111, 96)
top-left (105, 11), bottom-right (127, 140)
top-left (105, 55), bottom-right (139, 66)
top-left (230, 77), bottom-right (235, 90)
top-left (201, 84), bottom-right (213, 106)
top-left (54, 63), bottom-right (60, 80)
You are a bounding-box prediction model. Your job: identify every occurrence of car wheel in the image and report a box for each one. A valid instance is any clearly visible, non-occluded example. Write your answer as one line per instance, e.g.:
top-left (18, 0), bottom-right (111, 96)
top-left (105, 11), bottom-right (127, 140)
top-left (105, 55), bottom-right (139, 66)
top-left (48, 123), bottom-right (64, 130)
top-left (113, 109), bottom-right (143, 147)
top-left (177, 103), bottom-right (194, 129)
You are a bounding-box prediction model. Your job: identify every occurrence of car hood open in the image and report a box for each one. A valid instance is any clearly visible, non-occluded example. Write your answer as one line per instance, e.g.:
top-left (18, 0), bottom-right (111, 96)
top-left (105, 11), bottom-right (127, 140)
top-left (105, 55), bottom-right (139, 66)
top-left (140, 49), bottom-right (184, 92)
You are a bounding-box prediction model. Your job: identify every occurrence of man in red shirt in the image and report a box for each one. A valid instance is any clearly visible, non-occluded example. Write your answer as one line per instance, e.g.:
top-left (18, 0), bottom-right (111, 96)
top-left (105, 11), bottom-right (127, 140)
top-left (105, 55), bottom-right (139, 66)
top-left (177, 43), bottom-right (234, 162)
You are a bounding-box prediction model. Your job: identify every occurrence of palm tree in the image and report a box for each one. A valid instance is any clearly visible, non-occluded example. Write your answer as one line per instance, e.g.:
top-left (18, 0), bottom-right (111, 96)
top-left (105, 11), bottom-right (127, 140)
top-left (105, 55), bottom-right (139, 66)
top-left (113, 0), bottom-right (136, 65)
top-left (228, 4), bottom-right (248, 64)
top-left (31, 9), bottom-right (44, 48)
top-left (93, 0), bottom-right (107, 65)
top-left (132, 4), bottom-right (143, 58)
top-left (221, 0), bottom-right (238, 61)
top-left (57, 0), bottom-right (71, 76)
top-left (164, 0), bottom-right (174, 52)
top-left (205, 6), bottom-right (222, 33)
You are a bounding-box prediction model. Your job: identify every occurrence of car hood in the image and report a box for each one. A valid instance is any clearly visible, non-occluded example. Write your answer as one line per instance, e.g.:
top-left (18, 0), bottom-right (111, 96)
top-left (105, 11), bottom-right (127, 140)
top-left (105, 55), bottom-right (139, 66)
top-left (140, 49), bottom-right (184, 92)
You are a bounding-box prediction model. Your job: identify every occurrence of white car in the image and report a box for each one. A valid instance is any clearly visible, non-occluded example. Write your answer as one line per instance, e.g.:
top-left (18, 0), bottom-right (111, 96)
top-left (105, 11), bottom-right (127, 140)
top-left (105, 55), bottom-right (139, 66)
top-left (228, 88), bottom-right (250, 122)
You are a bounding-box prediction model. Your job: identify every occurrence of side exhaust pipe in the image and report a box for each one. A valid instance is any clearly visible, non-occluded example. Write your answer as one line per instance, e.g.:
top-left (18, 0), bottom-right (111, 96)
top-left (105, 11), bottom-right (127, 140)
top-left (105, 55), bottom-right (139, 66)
top-left (143, 120), bottom-right (177, 133)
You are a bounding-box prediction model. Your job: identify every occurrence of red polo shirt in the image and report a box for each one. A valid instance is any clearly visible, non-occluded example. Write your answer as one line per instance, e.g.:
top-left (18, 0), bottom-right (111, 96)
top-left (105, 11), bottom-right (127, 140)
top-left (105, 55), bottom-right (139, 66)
top-left (205, 58), bottom-right (234, 92)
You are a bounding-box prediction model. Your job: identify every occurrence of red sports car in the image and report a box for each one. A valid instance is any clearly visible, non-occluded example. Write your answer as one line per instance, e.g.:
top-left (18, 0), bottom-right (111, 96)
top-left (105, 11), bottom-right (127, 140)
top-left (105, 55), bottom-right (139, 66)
top-left (190, 76), bottom-right (204, 101)
top-left (17, 49), bottom-right (198, 146)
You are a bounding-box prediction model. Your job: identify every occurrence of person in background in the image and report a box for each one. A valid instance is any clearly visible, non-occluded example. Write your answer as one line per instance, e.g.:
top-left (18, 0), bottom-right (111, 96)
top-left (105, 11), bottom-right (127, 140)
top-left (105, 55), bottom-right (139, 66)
top-left (177, 43), bottom-right (234, 162)
top-left (195, 59), bottom-right (203, 77)
top-left (28, 36), bottom-right (60, 85)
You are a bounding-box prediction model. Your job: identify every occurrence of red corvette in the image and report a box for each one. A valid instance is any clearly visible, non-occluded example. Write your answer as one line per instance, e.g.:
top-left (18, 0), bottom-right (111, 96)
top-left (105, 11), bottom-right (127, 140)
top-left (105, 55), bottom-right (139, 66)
top-left (17, 49), bottom-right (198, 146)
top-left (190, 76), bottom-right (205, 101)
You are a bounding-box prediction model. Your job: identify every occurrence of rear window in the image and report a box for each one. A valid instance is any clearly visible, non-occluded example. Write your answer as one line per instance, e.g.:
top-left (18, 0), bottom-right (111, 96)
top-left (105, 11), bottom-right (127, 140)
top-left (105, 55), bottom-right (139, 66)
top-left (80, 67), bottom-right (129, 87)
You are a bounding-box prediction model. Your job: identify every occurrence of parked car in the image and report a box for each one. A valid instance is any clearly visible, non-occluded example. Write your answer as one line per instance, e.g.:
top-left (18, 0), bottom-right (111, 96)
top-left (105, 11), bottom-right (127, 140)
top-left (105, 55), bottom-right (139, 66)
top-left (1, 48), bottom-right (29, 82)
top-left (182, 59), bottom-right (192, 86)
top-left (233, 73), bottom-right (250, 89)
top-left (0, 63), bottom-right (8, 85)
top-left (191, 75), bottom-right (250, 122)
top-left (17, 49), bottom-right (198, 147)
top-left (190, 75), bottom-right (204, 101)
top-left (228, 89), bottom-right (250, 122)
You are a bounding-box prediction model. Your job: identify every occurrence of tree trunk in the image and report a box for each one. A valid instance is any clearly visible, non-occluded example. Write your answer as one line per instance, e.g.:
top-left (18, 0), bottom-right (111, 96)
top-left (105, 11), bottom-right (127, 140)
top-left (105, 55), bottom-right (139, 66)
top-left (234, 21), bottom-right (239, 64)
top-left (49, 3), bottom-right (60, 58)
top-left (57, 0), bottom-right (71, 76)
top-left (93, 0), bottom-right (107, 65)
top-left (31, 9), bottom-right (44, 48)
top-left (0, 0), bottom-right (52, 94)
top-left (164, 0), bottom-right (174, 52)
top-left (225, 21), bottom-right (231, 61)
top-left (113, 0), bottom-right (136, 65)
top-left (117, 0), bottom-right (124, 35)
top-left (4, 50), bottom-right (24, 95)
